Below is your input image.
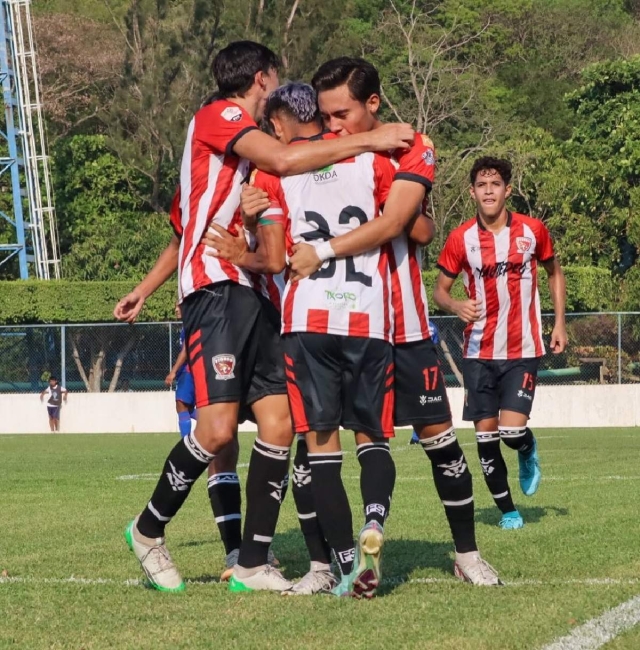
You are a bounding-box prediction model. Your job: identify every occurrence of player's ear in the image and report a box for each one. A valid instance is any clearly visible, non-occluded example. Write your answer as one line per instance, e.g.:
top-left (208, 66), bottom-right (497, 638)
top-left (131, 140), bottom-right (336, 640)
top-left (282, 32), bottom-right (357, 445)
top-left (505, 184), bottom-right (512, 199)
top-left (469, 184), bottom-right (476, 202)
top-left (367, 93), bottom-right (381, 115)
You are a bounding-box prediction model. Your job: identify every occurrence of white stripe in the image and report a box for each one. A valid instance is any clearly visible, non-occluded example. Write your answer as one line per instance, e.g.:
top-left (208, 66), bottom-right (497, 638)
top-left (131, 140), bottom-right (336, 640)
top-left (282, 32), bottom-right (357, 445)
top-left (492, 229), bottom-right (511, 358)
top-left (297, 512), bottom-right (317, 520)
top-left (308, 451), bottom-right (343, 457)
top-left (540, 594), bottom-right (640, 650)
top-left (492, 491), bottom-right (509, 499)
top-left (147, 501), bottom-right (171, 522)
top-left (183, 433), bottom-right (214, 463)
top-left (257, 441), bottom-right (291, 452)
top-left (308, 459), bottom-right (342, 465)
top-left (253, 534), bottom-right (273, 543)
top-left (214, 514), bottom-right (241, 523)
top-left (441, 496), bottom-right (474, 507)
top-left (357, 446), bottom-right (390, 455)
top-left (253, 446), bottom-right (289, 460)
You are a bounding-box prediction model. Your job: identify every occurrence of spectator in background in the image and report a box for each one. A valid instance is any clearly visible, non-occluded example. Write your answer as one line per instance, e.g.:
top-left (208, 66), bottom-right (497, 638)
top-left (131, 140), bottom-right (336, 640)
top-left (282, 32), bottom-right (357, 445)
top-left (40, 376), bottom-right (68, 432)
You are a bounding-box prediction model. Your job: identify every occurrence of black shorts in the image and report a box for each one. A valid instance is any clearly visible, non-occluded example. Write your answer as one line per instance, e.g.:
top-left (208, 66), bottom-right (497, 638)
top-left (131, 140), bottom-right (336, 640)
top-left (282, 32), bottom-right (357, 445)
top-left (47, 405), bottom-right (60, 419)
top-left (283, 333), bottom-right (395, 438)
top-left (462, 357), bottom-right (540, 422)
top-left (181, 282), bottom-right (286, 415)
top-left (394, 339), bottom-right (452, 427)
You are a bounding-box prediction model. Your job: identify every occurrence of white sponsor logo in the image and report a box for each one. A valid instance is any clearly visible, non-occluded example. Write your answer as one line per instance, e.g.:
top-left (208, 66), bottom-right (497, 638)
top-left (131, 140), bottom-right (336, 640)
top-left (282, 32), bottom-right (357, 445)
top-left (338, 548), bottom-right (355, 563)
top-left (517, 390), bottom-right (533, 401)
top-left (420, 394), bottom-right (442, 405)
top-left (480, 457), bottom-right (494, 476)
top-left (213, 354), bottom-right (236, 380)
top-left (268, 479), bottom-right (287, 503)
top-left (166, 461), bottom-right (195, 492)
top-left (438, 456), bottom-right (467, 479)
top-left (221, 106), bottom-right (243, 122)
top-left (365, 503), bottom-right (386, 518)
top-left (292, 463), bottom-right (311, 488)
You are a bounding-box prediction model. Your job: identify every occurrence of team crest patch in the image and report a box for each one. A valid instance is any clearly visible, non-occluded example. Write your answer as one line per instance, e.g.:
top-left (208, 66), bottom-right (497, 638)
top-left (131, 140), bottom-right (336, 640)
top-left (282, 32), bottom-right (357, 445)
top-left (221, 106), bottom-right (243, 122)
top-left (421, 149), bottom-right (435, 165)
top-left (213, 354), bottom-right (236, 380)
top-left (516, 236), bottom-right (533, 253)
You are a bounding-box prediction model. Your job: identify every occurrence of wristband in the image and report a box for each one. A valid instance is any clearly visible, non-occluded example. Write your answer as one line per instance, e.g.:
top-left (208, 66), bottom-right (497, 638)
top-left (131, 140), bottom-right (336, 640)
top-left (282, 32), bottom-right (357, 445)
top-left (315, 240), bottom-right (335, 263)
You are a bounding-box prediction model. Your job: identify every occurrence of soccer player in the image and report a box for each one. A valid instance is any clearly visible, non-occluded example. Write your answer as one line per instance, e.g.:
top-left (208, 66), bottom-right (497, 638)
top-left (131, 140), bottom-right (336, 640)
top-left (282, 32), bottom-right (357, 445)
top-left (207, 81), bottom-right (399, 597)
top-left (434, 156), bottom-right (567, 529)
top-left (40, 376), bottom-right (68, 432)
top-left (278, 57), bottom-right (500, 584)
top-left (165, 303), bottom-right (196, 438)
top-left (122, 41), bottom-right (415, 594)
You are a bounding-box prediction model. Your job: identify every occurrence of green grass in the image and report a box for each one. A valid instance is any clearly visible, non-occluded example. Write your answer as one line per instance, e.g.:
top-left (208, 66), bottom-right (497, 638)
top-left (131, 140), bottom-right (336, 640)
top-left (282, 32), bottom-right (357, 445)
top-left (2, 428), bottom-right (640, 649)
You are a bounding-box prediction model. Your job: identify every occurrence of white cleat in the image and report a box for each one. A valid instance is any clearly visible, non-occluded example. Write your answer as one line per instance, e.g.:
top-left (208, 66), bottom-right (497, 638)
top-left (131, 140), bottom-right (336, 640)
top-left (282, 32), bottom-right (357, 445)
top-left (284, 564), bottom-right (338, 596)
top-left (124, 518), bottom-right (185, 593)
top-left (221, 548), bottom-right (279, 582)
top-left (454, 551), bottom-right (503, 586)
top-left (229, 564), bottom-right (293, 593)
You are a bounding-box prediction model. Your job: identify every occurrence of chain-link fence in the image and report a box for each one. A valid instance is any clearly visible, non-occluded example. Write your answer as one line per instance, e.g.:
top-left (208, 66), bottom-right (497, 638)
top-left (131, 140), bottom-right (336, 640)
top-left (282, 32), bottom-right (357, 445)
top-left (0, 313), bottom-right (638, 392)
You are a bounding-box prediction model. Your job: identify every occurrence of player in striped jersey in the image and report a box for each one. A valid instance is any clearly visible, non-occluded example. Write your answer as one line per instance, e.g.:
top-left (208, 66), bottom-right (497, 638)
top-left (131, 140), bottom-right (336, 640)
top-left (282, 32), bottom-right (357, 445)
top-left (209, 82), bottom-right (401, 597)
top-left (121, 42), bottom-right (417, 594)
top-left (283, 57), bottom-right (500, 585)
top-left (434, 157), bottom-right (567, 529)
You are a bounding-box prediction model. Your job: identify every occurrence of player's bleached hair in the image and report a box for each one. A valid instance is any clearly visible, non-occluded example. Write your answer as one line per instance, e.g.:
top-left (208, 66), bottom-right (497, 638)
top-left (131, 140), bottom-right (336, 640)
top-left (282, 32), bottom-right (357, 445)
top-left (264, 82), bottom-right (321, 124)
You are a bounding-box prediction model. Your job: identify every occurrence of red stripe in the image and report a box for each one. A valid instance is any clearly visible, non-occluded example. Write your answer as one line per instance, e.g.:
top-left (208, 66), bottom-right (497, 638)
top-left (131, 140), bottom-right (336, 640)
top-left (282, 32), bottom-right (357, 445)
top-left (348, 312), bottom-right (370, 338)
top-left (462, 266), bottom-right (476, 357)
top-left (377, 246), bottom-right (391, 341)
top-left (529, 259), bottom-right (543, 356)
top-left (381, 363), bottom-right (395, 438)
top-left (284, 354), bottom-right (309, 433)
top-left (479, 230), bottom-right (498, 358)
top-left (190, 342), bottom-right (203, 358)
top-left (266, 276), bottom-right (282, 312)
top-left (307, 309), bottom-right (329, 333)
top-left (507, 220), bottom-right (524, 358)
top-left (282, 280), bottom-right (299, 334)
top-left (407, 240), bottom-right (430, 338)
top-left (187, 329), bottom-right (209, 408)
top-left (388, 247), bottom-right (406, 343)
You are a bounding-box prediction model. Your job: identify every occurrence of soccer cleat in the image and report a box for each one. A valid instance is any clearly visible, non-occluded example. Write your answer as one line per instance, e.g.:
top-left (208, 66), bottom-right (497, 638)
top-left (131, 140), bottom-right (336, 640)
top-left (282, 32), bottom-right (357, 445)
top-left (228, 564), bottom-right (292, 593)
top-left (220, 548), bottom-right (280, 581)
top-left (330, 569), bottom-right (358, 598)
top-left (454, 552), bottom-right (503, 586)
top-left (519, 439), bottom-right (541, 496)
top-left (353, 521), bottom-right (384, 598)
top-left (124, 518), bottom-right (185, 593)
top-left (499, 511), bottom-right (524, 530)
top-left (284, 566), bottom-right (338, 596)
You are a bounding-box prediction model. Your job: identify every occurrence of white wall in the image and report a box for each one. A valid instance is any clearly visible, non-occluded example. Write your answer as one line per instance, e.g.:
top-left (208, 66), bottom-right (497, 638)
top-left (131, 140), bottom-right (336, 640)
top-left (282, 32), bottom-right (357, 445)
top-left (1, 385), bottom-right (639, 434)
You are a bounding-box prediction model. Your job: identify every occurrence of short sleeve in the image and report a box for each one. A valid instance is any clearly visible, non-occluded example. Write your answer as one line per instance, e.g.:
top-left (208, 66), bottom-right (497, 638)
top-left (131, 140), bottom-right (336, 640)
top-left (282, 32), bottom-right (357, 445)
top-left (253, 171), bottom-right (287, 227)
top-left (437, 231), bottom-right (464, 278)
top-left (372, 154), bottom-right (395, 207)
top-left (534, 221), bottom-right (555, 262)
top-left (194, 101), bottom-right (258, 157)
top-left (169, 187), bottom-right (182, 238)
top-left (393, 133), bottom-right (436, 191)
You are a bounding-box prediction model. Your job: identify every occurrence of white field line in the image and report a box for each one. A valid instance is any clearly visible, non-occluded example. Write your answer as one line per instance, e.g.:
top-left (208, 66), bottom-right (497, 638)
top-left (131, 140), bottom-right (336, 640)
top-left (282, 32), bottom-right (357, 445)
top-left (539, 594), bottom-right (640, 650)
top-left (2, 575), bottom-right (639, 589)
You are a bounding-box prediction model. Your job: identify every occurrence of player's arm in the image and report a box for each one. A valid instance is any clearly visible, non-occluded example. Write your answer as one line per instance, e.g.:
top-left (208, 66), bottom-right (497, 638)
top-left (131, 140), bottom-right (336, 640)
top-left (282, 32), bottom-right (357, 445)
top-left (113, 234), bottom-right (180, 323)
top-left (406, 214), bottom-right (435, 245)
top-left (62, 387), bottom-right (68, 403)
top-left (166, 346), bottom-right (188, 386)
top-left (433, 272), bottom-right (482, 324)
top-left (541, 257), bottom-right (567, 353)
top-left (39, 388), bottom-right (46, 401)
top-left (203, 223), bottom-right (286, 274)
top-left (233, 124), bottom-right (415, 177)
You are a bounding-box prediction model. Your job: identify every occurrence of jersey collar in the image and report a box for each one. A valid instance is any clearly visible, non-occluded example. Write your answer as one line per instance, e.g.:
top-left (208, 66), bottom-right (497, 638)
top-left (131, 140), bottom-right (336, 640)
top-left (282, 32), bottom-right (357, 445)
top-left (290, 129), bottom-right (329, 144)
top-left (476, 210), bottom-right (512, 231)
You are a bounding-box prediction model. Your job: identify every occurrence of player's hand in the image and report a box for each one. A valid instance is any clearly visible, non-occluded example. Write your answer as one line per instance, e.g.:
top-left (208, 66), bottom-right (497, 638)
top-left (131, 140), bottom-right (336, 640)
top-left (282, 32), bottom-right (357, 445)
top-left (164, 372), bottom-right (175, 387)
top-left (454, 299), bottom-right (482, 323)
top-left (550, 323), bottom-right (568, 354)
top-left (289, 243), bottom-right (323, 281)
top-left (240, 184), bottom-right (270, 231)
top-left (114, 290), bottom-right (145, 323)
top-left (204, 223), bottom-right (248, 266)
top-left (368, 123), bottom-right (415, 151)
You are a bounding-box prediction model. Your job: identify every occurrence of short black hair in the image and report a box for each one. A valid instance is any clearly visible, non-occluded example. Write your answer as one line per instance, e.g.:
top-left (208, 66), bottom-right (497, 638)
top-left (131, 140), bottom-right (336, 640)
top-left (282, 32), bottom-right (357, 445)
top-left (311, 57), bottom-right (381, 104)
top-left (470, 157), bottom-right (512, 185)
top-left (49, 375), bottom-right (58, 382)
top-left (265, 83), bottom-right (321, 125)
top-left (212, 41), bottom-right (281, 99)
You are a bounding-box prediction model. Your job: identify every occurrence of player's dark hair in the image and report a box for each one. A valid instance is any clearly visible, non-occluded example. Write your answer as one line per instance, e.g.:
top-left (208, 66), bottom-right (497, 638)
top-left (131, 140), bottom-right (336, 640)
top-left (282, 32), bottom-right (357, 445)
top-left (470, 157), bottom-right (512, 186)
top-left (49, 375), bottom-right (58, 381)
top-left (265, 83), bottom-right (321, 125)
top-left (311, 57), bottom-right (381, 104)
top-left (212, 41), bottom-right (281, 99)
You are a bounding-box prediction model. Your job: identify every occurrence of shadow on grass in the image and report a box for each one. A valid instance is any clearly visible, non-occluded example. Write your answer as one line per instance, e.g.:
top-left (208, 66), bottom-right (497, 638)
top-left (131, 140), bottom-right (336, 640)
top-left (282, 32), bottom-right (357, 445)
top-left (475, 504), bottom-right (570, 528)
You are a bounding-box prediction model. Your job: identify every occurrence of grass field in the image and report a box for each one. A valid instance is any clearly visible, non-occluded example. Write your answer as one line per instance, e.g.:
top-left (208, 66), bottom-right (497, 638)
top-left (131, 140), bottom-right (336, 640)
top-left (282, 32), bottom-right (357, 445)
top-left (2, 428), bottom-right (640, 649)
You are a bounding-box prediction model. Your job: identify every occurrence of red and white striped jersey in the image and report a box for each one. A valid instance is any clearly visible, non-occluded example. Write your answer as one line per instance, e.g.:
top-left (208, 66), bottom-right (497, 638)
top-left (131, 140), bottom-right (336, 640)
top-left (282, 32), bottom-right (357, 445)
top-left (177, 99), bottom-right (259, 301)
top-left (387, 134), bottom-right (436, 344)
top-left (437, 212), bottom-right (555, 360)
top-left (254, 133), bottom-right (396, 341)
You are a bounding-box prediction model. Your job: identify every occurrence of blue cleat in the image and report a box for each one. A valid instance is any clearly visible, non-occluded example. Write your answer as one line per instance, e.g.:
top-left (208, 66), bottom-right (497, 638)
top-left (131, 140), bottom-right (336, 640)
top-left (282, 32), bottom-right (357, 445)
top-left (519, 438), bottom-right (541, 496)
top-left (331, 568), bottom-right (358, 598)
top-left (499, 510), bottom-right (524, 530)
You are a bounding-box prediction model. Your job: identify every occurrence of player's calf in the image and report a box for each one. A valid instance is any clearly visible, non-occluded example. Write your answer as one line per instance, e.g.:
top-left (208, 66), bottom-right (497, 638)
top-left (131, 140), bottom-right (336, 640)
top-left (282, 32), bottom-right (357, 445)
top-left (476, 430), bottom-right (518, 517)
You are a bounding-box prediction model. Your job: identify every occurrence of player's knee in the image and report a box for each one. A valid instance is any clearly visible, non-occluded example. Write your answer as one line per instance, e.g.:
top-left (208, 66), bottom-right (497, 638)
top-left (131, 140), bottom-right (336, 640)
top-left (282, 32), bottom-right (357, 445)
top-left (258, 413), bottom-right (293, 448)
top-left (194, 418), bottom-right (236, 452)
top-left (210, 438), bottom-right (239, 473)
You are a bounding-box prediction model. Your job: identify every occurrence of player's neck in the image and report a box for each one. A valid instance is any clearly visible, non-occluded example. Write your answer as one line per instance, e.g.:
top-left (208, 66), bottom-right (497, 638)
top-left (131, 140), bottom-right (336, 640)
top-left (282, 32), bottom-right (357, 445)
top-left (477, 207), bottom-right (509, 233)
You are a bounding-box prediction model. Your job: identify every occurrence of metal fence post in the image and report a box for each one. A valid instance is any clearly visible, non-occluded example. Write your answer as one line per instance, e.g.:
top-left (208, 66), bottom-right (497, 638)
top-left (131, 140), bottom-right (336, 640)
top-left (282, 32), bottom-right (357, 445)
top-left (61, 324), bottom-right (66, 387)
top-left (618, 313), bottom-right (622, 384)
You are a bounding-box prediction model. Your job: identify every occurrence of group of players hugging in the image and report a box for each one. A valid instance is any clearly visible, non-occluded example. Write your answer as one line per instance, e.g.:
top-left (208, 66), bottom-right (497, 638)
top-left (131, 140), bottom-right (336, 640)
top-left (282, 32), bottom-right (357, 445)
top-left (113, 40), bottom-right (567, 598)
